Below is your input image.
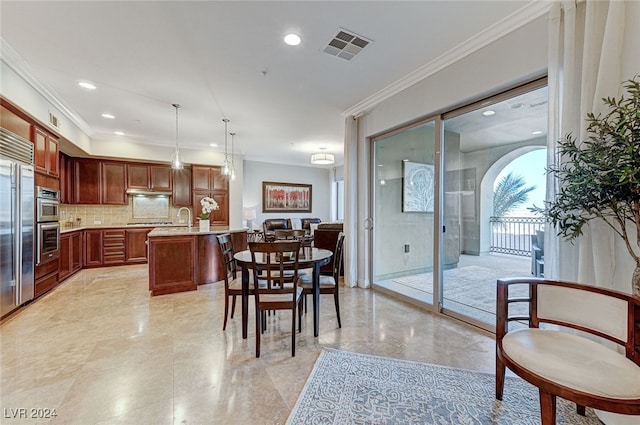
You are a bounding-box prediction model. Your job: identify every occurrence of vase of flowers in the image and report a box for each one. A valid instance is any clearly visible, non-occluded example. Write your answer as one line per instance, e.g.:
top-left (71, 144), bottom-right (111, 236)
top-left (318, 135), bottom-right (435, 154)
top-left (198, 196), bottom-right (219, 232)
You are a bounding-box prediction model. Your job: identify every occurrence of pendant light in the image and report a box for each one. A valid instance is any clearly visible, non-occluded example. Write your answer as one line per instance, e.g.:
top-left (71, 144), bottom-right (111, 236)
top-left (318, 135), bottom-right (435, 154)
top-left (171, 103), bottom-right (184, 170)
top-left (310, 147), bottom-right (334, 165)
top-left (229, 131), bottom-right (237, 181)
top-left (222, 118), bottom-right (231, 175)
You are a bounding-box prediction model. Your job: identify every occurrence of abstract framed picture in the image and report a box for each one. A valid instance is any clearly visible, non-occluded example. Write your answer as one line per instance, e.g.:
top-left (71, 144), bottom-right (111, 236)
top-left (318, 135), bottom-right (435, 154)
top-left (402, 161), bottom-right (435, 212)
top-left (262, 181), bottom-right (312, 213)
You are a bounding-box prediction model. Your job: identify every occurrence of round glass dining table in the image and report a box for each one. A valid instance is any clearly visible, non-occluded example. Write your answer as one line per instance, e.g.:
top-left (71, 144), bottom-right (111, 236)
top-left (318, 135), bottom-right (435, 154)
top-left (234, 247), bottom-right (332, 338)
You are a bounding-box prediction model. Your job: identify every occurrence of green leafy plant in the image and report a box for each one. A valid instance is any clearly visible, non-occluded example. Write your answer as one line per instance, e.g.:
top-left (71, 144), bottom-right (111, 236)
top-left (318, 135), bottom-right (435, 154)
top-left (493, 172), bottom-right (536, 217)
top-left (539, 76), bottom-right (640, 296)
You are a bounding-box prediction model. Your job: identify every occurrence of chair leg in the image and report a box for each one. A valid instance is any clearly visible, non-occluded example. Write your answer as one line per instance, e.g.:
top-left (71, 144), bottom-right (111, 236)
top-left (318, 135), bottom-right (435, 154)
top-left (223, 296), bottom-right (230, 330)
top-left (298, 298), bottom-right (303, 332)
top-left (334, 289), bottom-right (341, 328)
top-left (539, 389), bottom-right (556, 425)
top-left (576, 405), bottom-right (586, 416)
top-left (230, 295), bottom-right (236, 318)
top-left (256, 308), bottom-right (261, 358)
top-left (496, 356), bottom-right (506, 400)
top-left (291, 305), bottom-right (296, 357)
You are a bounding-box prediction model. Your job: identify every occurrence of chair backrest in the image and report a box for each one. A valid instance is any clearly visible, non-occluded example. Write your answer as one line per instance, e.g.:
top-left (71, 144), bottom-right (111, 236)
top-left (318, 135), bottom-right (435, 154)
top-left (263, 218), bottom-right (292, 232)
top-left (216, 233), bottom-right (236, 285)
top-left (274, 229), bottom-right (306, 241)
top-left (333, 232), bottom-right (345, 281)
top-left (249, 241), bottom-right (301, 294)
top-left (301, 218), bottom-right (321, 231)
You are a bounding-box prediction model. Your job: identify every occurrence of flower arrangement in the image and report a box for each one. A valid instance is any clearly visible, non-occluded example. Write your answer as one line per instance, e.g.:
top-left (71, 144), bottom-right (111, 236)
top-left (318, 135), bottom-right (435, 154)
top-left (199, 196), bottom-right (219, 220)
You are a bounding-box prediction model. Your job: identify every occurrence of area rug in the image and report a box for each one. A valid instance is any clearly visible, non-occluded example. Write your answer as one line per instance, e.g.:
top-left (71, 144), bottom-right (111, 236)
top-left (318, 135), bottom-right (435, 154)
top-left (287, 349), bottom-right (600, 425)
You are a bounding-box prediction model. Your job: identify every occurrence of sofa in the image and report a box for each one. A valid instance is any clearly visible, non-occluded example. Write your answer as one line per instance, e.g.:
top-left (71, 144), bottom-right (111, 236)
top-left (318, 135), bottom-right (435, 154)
top-left (313, 222), bottom-right (343, 275)
top-left (263, 218), bottom-right (292, 241)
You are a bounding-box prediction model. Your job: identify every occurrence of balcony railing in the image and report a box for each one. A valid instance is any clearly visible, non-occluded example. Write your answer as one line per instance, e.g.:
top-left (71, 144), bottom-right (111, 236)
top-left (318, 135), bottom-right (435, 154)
top-left (490, 216), bottom-right (545, 256)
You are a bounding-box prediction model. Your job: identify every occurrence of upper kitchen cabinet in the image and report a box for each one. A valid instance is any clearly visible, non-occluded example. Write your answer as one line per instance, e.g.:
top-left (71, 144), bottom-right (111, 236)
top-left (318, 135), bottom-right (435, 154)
top-left (73, 159), bottom-right (101, 204)
top-left (172, 167), bottom-right (192, 206)
top-left (102, 161), bottom-right (127, 205)
top-left (59, 153), bottom-right (73, 204)
top-left (192, 166), bottom-right (227, 191)
top-left (0, 102), bottom-right (31, 140)
top-left (127, 163), bottom-right (172, 191)
top-left (32, 125), bottom-right (59, 177)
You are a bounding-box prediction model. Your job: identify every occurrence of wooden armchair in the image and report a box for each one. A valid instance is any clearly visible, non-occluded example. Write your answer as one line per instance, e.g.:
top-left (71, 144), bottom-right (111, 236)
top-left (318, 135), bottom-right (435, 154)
top-left (496, 278), bottom-right (640, 424)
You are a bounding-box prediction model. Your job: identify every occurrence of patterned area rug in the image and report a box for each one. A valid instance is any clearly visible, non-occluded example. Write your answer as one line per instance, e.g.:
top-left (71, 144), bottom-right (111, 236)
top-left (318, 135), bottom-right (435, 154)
top-left (287, 349), bottom-right (601, 425)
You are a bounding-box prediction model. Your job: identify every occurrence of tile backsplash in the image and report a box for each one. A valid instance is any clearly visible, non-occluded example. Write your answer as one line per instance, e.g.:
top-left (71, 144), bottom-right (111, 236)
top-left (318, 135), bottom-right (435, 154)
top-left (60, 197), bottom-right (191, 226)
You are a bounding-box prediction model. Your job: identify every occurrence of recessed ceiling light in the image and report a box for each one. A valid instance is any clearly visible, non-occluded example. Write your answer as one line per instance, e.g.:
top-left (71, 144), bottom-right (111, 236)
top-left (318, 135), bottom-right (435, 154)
top-left (482, 110), bottom-right (496, 116)
top-left (102, 113), bottom-right (115, 119)
top-left (377, 164), bottom-right (384, 167)
top-left (209, 143), bottom-right (218, 147)
top-left (284, 33), bottom-right (301, 46)
top-left (78, 81), bottom-right (96, 90)
top-left (532, 130), bottom-right (543, 135)
top-left (114, 131), bottom-right (124, 136)
top-left (402, 159), bottom-right (409, 162)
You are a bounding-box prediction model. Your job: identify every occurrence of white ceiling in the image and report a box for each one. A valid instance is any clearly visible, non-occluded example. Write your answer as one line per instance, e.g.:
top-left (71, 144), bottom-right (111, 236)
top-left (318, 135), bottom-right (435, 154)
top-left (1, 1), bottom-right (536, 167)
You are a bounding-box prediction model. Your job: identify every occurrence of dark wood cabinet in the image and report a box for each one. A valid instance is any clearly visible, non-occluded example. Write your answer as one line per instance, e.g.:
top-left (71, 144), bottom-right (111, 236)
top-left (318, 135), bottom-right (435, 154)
top-left (127, 163), bottom-right (149, 189)
top-left (84, 229), bottom-right (103, 266)
top-left (125, 228), bottom-right (151, 263)
top-left (32, 125), bottom-right (59, 177)
top-left (193, 191), bottom-right (229, 226)
top-left (150, 165), bottom-right (172, 191)
top-left (59, 153), bottom-right (73, 204)
top-left (103, 229), bottom-right (126, 265)
top-left (172, 167), bottom-right (192, 206)
top-left (192, 166), bottom-right (228, 226)
top-left (0, 102), bottom-right (31, 140)
top-left (59, 231), bottom-right (83, 281)
top-left (127, 163), bottom-right (172, 191)
top-left (74, 159), bottom-right (102, 204)
top-left (102, 162), bottom-right (127, 205)
top-left (192, 166), bottom-right (226, 191)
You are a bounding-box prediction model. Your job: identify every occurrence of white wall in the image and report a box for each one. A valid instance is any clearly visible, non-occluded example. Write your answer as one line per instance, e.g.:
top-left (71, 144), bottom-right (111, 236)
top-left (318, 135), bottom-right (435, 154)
top-left (352, 16), bottom-right (549, 287)
top-left (243, 160), bottom-right (332, 229)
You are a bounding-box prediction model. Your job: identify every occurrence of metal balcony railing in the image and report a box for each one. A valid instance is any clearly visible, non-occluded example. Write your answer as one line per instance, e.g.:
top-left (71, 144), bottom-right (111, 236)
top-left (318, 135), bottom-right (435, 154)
top-left (490, 216), bottom-right (545, 256)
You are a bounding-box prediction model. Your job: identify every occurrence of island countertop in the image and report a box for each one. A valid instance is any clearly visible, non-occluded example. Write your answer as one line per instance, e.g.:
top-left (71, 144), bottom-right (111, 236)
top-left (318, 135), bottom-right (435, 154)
top-left (147, 227), bottom-right (247, 296)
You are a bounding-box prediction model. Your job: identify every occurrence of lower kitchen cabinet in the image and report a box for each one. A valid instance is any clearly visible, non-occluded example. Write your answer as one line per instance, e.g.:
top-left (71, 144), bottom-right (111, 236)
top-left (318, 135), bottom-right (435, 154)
top-left (84, 229), bottom-right (103, 267)
top-left (103, 229), bottom-right (126, 265)
top-left (59, 231), bottom-right (83, 282)
top-left (125, 228), bottom-right (152, 263)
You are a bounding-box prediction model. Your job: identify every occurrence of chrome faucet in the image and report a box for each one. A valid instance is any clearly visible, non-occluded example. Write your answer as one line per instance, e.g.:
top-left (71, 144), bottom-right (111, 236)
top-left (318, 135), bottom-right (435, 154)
top-left (177, 207), bottom-right (192, 228)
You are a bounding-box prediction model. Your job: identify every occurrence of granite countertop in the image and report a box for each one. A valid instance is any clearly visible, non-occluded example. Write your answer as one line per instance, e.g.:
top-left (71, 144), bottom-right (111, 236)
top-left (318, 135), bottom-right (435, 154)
top-left (60, 223), bottom-right (247, 236)
top-left (147, 226), bottom-right (247, 237)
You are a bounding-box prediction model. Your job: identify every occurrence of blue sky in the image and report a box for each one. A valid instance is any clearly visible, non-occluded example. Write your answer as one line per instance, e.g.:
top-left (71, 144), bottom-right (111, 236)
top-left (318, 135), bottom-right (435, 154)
top-left (495, 149), bottom-right (547, 215)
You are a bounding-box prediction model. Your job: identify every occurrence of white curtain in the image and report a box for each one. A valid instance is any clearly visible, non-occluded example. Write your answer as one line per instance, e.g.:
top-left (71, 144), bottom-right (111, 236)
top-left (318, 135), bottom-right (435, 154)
top-left (547, 0), bottom-right (631, 292)
top-left (548, 2), bottom-right (634, 423)
top-left (343, 115), bottom-right (359, 288)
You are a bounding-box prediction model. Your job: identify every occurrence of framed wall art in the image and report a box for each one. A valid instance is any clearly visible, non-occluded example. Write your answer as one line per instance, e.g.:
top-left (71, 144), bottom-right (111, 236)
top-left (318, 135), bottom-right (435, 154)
top-left (402, 161), bottom-right (435, 212)
top-left (262, 181), bottom-right (312, 213)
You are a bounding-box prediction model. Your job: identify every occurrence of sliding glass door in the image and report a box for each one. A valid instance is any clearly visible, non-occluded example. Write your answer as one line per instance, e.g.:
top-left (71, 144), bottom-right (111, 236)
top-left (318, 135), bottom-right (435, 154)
top-left (371, 120), bottom-right (437, 306)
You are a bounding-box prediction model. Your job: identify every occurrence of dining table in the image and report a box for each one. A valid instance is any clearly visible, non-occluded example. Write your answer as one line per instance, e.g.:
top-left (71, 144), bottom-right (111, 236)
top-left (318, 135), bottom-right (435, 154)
top-left (233, 246), bottom-right (333, 339)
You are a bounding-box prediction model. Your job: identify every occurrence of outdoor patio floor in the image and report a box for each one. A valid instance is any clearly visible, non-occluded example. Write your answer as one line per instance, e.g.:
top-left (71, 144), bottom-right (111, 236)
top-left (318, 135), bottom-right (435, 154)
top-left (374, 253), bottom-right (532, 326)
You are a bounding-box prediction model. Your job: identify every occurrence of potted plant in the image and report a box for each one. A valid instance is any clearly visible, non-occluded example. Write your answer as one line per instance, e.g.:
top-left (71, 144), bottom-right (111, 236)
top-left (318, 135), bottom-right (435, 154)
top-left (198, 196), bottom-right (219, 231)
top-left (539, 76), bottom-right (640, 296)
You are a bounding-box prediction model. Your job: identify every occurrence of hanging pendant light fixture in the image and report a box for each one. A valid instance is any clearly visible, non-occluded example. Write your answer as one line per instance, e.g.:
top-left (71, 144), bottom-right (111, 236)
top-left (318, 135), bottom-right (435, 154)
top-left (229, 131), bottom-right (237, 181)
top-left (221, 118), bottom-right (231, 175)
top-left (310, 147), bottom-right (334, 165)
top-left (171, 104), bottom-right (184, 170)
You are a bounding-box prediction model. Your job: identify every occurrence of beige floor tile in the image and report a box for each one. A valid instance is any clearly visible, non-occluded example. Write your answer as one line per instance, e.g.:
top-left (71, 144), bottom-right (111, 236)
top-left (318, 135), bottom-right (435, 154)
top-left (1, 264), bottom-right (496, 424)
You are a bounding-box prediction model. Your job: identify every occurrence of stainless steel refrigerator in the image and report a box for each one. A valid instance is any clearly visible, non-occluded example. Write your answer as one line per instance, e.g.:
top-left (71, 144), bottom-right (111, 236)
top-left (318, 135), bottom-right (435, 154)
top-left (1, 128), bottom-right (35, 318)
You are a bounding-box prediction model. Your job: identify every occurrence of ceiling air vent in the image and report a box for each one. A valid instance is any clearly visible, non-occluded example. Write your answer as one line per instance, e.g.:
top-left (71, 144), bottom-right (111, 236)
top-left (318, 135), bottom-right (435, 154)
top-left (322, 28), bottom-right (372, 61)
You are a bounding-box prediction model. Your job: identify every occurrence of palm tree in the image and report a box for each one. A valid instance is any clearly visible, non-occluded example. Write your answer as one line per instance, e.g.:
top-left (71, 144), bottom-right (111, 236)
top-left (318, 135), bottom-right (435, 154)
top-left (493, 172), bottom-right (536, 216)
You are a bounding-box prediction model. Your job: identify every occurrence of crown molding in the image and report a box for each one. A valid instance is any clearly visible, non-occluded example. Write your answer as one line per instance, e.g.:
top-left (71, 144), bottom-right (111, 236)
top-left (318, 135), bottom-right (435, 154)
top-left (1, 38), bottom-right (93, 137)
top-left (342, 1), bottom-right (554, 118)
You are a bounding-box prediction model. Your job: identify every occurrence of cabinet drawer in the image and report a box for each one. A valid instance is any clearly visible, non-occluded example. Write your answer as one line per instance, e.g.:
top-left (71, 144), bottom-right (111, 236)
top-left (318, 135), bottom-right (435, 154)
top-left (104, 246), bottom-right (125, 255)
top-left (103, 230), bottom-right (125, 238)
top-left (103, 254), bottom-right (125, 264)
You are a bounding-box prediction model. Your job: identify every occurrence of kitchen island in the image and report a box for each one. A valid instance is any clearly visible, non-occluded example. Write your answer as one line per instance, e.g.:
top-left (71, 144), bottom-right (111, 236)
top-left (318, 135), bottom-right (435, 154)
top-left (147, 227), bottom-right (247, 296)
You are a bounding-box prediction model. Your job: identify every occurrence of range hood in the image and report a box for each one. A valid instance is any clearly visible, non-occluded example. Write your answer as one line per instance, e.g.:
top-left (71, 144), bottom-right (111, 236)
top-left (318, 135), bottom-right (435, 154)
top-left (126, 188), bottom-right (172, 196)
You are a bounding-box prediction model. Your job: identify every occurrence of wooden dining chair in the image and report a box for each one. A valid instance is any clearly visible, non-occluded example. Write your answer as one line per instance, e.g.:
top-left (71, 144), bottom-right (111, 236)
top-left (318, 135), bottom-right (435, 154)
top-left (216, 233), bottom-right (255, 331)
top-left (298, 232), bottom-right (345, 328)
top-left (274, 229), bottom-right (306, 241)
top-left (248, 241), bottom-right (304, 357)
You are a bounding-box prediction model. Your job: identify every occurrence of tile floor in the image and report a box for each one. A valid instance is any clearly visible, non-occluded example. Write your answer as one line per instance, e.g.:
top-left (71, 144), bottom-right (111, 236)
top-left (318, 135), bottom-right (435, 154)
top-left (1, 265), bottom-right (496, 425)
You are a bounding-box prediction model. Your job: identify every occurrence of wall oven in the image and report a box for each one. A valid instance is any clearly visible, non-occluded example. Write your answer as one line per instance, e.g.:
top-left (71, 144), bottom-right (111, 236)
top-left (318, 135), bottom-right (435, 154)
top-left (36, 186), bottom-right (60, 265)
